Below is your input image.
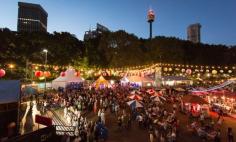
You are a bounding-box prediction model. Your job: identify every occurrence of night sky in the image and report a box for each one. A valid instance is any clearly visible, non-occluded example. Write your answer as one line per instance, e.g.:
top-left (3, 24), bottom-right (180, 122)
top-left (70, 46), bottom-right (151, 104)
top-left (0, 0), bottom-right (235, 45)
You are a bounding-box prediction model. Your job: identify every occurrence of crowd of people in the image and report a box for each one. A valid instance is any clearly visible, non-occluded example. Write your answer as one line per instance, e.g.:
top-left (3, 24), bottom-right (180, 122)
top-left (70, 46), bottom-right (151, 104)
top-left (43, 84), bottom-right (235, 142)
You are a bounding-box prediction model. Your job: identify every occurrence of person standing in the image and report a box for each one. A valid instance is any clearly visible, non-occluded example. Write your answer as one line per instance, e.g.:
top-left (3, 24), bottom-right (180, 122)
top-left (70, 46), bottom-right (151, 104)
top-left (101, 109), bottom-right (106, 125)
top-left (149, 126), bottom-right (154, 142)
top-left (228, 127), bottom-right (234, 142)
top-left (214, 129), bottom-right (221, 142)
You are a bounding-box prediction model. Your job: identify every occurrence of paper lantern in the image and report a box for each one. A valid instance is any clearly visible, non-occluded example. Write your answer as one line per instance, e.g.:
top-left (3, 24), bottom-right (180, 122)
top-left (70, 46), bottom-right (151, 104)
top-left (186, 69), bottom-right (192, 74)
top-left (181, 69), bottom-right (185, 73)
top-left (44, 71), bottom-right (51, 78)
top-left (0, 69), bottom-right (6, 77)
top-left (212, 70), bottom-right (217, 75)
top-left (35, 71), bottom-right (43, 77)
top-left (164, 67), bottom-right (168, 72)
top-left (60, 72), bottom-right (66, 77)
top-left (228, 70), bottom-right (232, 73)
top-left (54, 66), bottom-right (59, 71)
top-left (75, 71), bottom-right (80, 77)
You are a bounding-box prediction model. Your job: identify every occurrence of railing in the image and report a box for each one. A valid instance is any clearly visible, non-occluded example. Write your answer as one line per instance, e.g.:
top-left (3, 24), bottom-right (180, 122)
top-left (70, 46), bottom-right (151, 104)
top-left (54, 125), bottom-right (76, 136)
top-left (47, 108), bottom-right (76, 136)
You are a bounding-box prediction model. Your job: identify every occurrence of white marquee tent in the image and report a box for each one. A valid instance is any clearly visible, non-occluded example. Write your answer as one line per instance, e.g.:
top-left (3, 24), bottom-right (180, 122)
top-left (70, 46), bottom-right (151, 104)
top-left (120, 76), bottom-right (154, 87)
top-left (52, 69), bottom-right (84, 89)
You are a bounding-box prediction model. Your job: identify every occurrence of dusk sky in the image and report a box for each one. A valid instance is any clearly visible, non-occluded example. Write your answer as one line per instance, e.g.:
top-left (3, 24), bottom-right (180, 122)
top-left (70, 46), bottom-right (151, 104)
top-left (0, 0), bottom-right (235, 45)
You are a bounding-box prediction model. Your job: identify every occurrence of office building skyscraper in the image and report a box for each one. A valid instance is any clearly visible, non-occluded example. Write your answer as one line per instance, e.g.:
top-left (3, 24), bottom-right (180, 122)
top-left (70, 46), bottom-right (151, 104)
top-left (187, 23), bottom-right (201, 43)
top-left (17, 2), bottom-right (48, 32)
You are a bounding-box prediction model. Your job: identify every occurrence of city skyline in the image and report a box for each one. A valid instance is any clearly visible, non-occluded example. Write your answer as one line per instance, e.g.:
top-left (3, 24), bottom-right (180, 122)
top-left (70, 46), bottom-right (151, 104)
top-left (0, 0), bottom-right (236, 45)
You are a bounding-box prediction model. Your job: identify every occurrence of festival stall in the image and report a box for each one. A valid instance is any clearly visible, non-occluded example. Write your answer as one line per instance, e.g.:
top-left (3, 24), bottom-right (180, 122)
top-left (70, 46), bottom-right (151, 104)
top-left (190, 80), bottom-right (236, 118)
top-left (93, 75), bottom-right (110, 89)
top-left (182, 95), bottom-right (209, 117)
top-left (120, 76), bottom-right (154, 87)
top-left (52, 69), bottom-right (84, 89)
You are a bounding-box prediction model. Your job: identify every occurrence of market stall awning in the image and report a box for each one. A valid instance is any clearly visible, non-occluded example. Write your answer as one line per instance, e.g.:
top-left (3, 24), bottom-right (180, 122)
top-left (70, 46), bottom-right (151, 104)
top-left (127, 100), bottom-right (143, 108)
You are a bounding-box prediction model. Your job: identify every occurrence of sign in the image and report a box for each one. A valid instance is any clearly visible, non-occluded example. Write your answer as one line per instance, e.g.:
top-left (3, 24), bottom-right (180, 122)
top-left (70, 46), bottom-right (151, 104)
top-left (0, 80), bottom-right (20, 103)
top-left (35, 115), bottom-right (52, 126)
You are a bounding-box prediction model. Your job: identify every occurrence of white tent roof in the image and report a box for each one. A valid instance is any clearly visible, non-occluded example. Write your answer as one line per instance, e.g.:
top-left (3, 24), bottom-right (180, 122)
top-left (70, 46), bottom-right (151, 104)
top-left (120, 76), bottom-right (129, 83)
top-left (52, 69), bottom-right (83, 89)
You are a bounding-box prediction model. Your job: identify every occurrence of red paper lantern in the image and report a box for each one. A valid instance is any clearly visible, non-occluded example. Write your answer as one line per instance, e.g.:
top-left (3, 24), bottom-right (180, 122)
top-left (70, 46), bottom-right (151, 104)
top-left (60, 72), bottom-right (66, 77)
top-left (35, 71), bottom-right (43, 77)
top-left (75, 71), bottom-right (80, 77)
top-left (0, 69), bottom-right (6, 77)
top-left (44, 71), bottom-right (51, 78)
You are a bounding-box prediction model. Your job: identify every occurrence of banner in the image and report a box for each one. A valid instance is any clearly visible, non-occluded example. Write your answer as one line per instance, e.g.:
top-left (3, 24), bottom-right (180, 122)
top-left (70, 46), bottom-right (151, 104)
top-left (0, 80), bottom-right (20, 104)
top-left (35, 115), bottom-right (52, 126)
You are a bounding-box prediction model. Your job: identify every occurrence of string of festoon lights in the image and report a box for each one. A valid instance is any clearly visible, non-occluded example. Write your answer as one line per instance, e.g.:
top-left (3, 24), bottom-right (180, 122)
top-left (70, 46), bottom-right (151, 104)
top-left (30, 62), bottom-right (235, 78)
top-left (1, 62), bottom-right (235, 83)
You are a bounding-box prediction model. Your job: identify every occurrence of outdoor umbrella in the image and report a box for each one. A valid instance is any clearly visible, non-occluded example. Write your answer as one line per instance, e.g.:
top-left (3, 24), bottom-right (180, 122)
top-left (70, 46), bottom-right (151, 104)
top-left (182, 95), bottom-right (208, 104)
top-left (129, 94), bottom-right (143, 100)
top-left (127, 100), bottom-right (143, 109)
top-left (146, 89), bottom-right (156, 95)
top-left (153, 96), bottom-right (161, 102)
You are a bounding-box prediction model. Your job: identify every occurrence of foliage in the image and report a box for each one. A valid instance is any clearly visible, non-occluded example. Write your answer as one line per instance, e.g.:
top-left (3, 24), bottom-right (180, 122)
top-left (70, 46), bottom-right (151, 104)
top-left (0, 28), bottom-right (236, 81)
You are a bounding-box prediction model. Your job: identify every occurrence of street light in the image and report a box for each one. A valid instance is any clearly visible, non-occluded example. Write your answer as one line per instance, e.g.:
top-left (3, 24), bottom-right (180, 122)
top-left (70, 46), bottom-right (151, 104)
top-left (43, 49), bottom-right (48, 99)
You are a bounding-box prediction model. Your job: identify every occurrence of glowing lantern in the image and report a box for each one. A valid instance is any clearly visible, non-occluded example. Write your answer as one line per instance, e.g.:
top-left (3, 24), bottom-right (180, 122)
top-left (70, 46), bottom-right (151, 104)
top-left (181, 69), bottom-right (185, 73)
top-left (228, 70), bottom-right (232, 73)
top-left (168, 68), bottom-right (172, 71)
top-left (212, 70), bottom-right (217, 75)
top-left (44, 71), bottom-right (51, 78)
top-left (164, 68), bottom-right (168, 72)
top-left (35, 71), bottom-right (43, 77)
top-left (75, 71), bottom-right (80, 77)
top-left (54, 66), bottom-right (59, 71)
top-left (220, 70), bottom-right (224, 73)
top-left (0, 69), bottom-right (6, 77)
top-left (186, 69), bottom-right (192, 75)
top-left (60, 72), bottom-right (66, 77)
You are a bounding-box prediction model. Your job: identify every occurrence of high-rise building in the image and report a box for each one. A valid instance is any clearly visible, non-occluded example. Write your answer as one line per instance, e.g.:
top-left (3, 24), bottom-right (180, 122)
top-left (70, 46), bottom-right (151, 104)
top-left (17, 2), bottom-right (48, 32)
top-left (187, 23), bottom-right (201, 43)
top-left (84, 23), bottom-right (110, 40)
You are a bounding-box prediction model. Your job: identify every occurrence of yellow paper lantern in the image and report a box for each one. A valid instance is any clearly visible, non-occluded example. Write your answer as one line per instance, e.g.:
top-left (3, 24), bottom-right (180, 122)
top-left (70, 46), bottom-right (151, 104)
top-left (212, 70), bottom-right (217, 75)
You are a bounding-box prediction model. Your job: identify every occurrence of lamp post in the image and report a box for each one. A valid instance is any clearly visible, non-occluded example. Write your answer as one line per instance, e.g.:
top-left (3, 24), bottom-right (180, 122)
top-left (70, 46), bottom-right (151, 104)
top-left (43, 49), bottom-right (48, 99)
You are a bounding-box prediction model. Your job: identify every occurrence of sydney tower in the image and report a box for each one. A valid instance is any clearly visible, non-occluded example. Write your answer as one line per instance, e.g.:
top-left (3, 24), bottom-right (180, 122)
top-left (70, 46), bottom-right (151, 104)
top-left (147, 8), bottom-right (155, 39)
